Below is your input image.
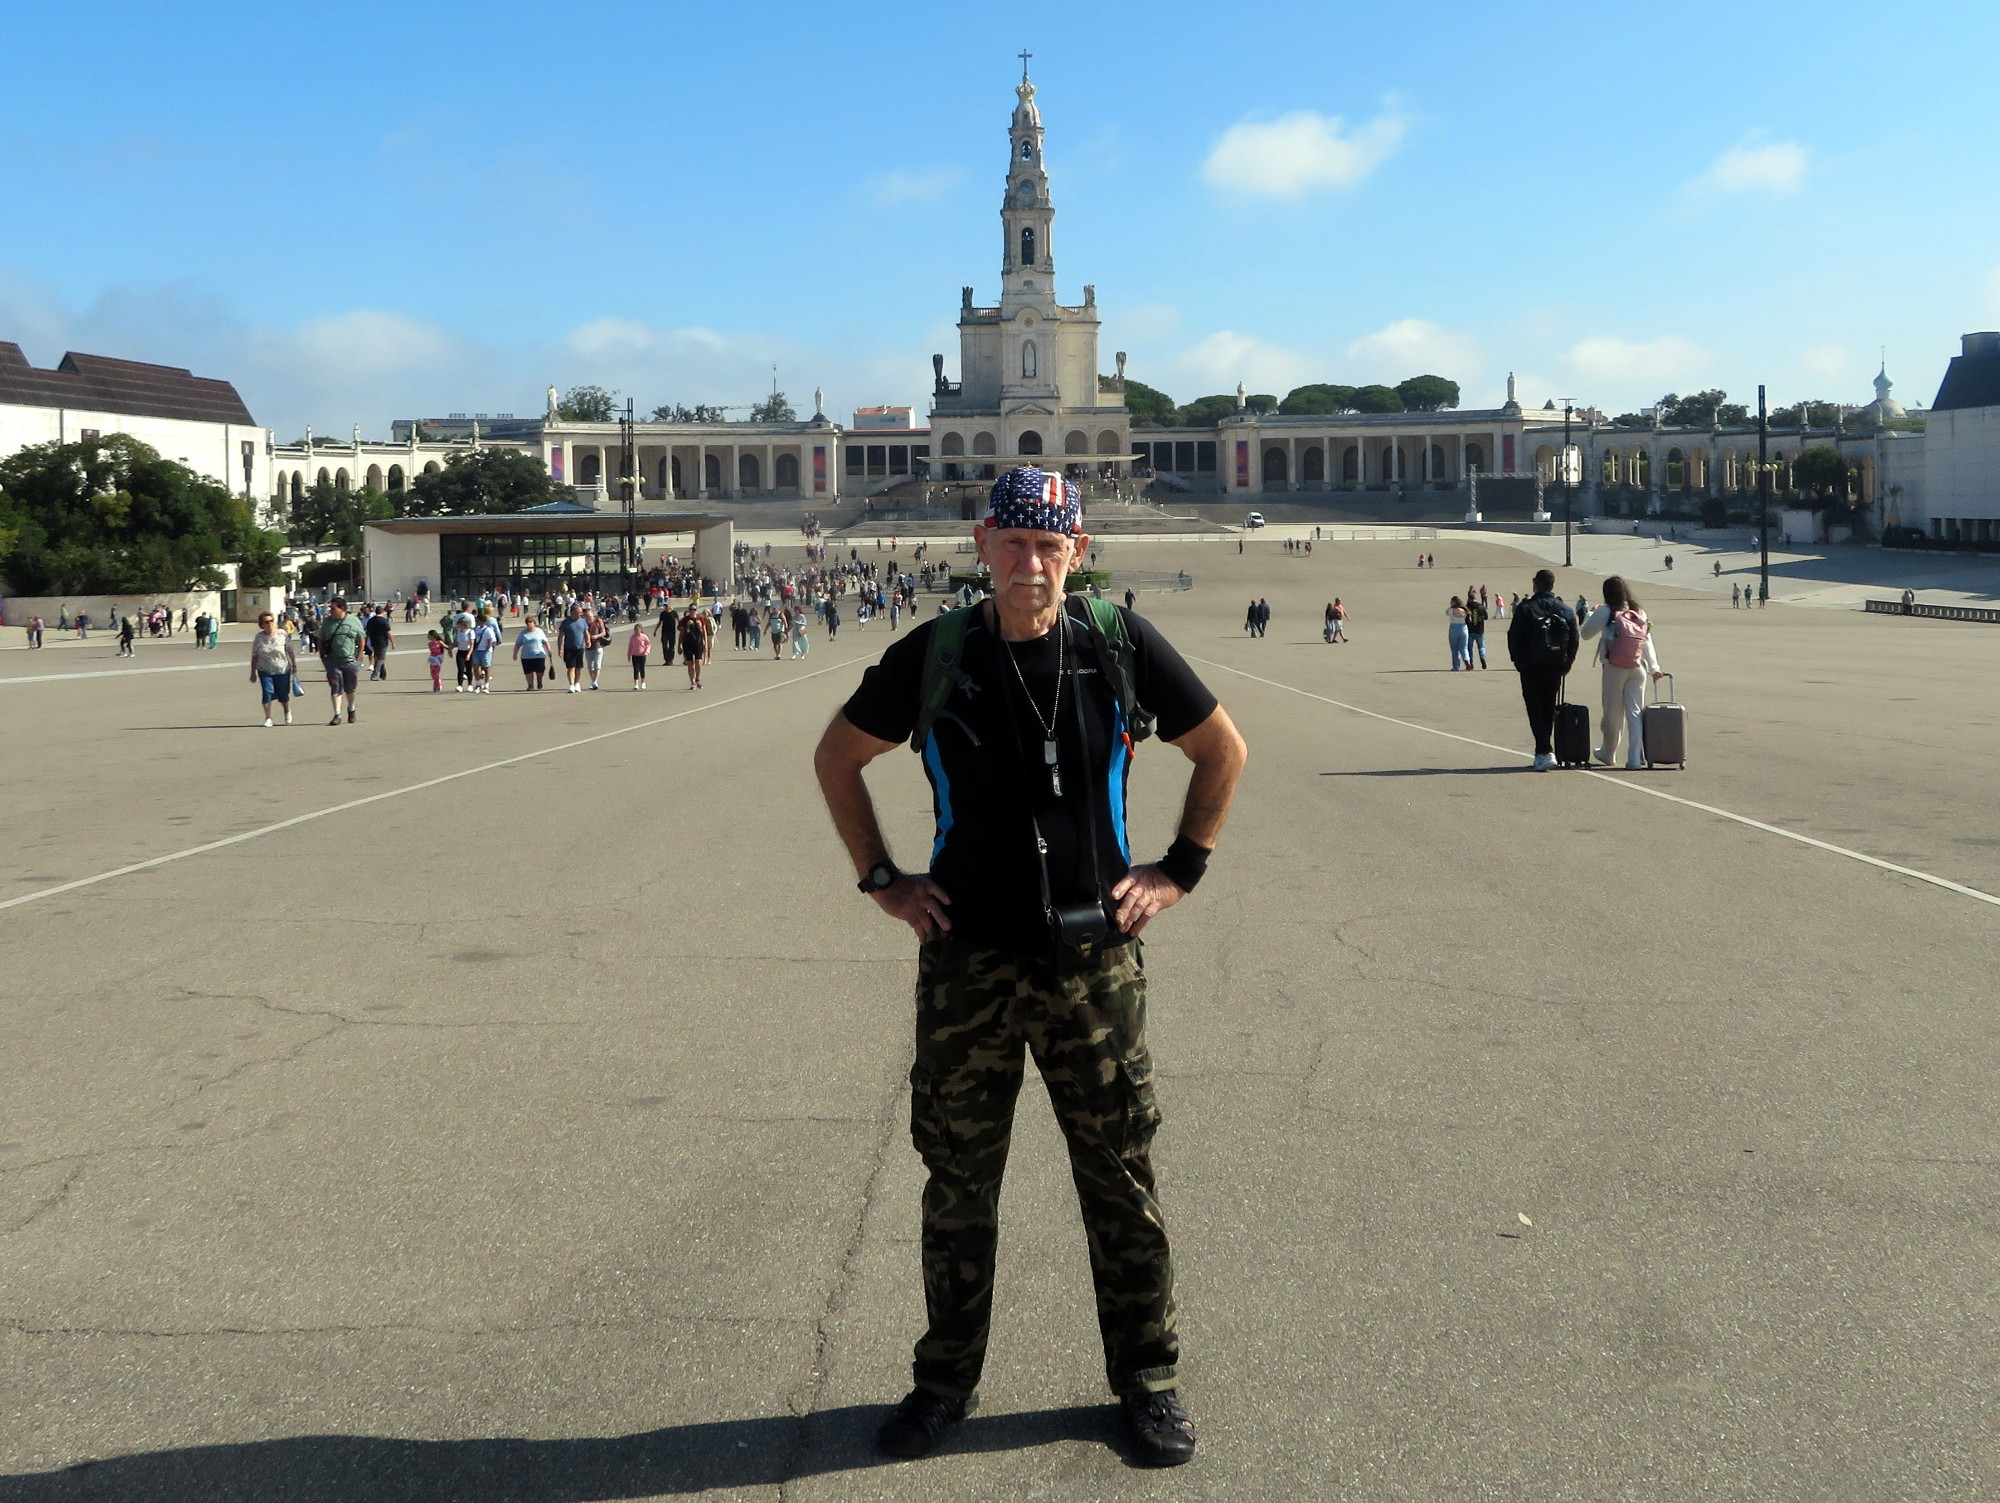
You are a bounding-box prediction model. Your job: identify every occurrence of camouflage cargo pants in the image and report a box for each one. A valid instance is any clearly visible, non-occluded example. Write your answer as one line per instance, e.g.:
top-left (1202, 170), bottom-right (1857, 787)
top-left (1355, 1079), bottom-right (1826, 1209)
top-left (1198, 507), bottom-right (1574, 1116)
top-left (908, 934), bottom-right (1178, 1399)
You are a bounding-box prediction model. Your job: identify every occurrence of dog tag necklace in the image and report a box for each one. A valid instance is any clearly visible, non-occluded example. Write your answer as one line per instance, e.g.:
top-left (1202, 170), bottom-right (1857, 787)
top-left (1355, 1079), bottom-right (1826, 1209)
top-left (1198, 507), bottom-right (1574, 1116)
top-left (1002, 611), bottom-right (1066, 797)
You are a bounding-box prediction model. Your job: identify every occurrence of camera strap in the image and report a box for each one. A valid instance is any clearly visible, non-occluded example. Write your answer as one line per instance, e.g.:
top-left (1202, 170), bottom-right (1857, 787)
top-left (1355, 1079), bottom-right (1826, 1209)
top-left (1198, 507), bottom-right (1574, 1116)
top-left (1001, 601), bottom-right (1104, 924)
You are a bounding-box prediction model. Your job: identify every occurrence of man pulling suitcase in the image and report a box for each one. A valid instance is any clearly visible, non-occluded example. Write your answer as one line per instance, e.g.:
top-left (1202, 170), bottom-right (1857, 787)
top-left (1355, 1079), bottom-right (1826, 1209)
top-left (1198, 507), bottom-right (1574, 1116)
top-left (1506, 569), bottom-right (1581, 771)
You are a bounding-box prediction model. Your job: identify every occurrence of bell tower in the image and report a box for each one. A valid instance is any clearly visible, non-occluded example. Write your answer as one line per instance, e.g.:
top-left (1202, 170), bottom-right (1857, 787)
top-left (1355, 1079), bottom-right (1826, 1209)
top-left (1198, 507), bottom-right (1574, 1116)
top-left (1000, 52), bottom-right (1054, 309)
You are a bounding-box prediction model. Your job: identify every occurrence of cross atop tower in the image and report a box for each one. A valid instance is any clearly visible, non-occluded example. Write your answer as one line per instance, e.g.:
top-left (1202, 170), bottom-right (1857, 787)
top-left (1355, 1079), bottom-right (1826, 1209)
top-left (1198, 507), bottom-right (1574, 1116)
top-left (1018, 48), bottom-right (1031, 81)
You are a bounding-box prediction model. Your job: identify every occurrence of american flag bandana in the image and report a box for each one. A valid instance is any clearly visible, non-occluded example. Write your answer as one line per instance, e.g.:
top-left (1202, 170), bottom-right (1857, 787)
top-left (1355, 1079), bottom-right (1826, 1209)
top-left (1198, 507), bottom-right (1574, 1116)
top-left (984, 466), bottom-right (1083, 534)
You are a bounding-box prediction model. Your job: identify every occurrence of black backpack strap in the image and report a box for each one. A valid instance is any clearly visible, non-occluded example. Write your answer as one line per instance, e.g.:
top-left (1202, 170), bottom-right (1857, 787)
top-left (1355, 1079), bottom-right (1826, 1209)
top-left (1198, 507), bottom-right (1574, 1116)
top-left (1077, 595), bottom-right (1154, 744)
top-left (911, 605), bottom-right (981, 752)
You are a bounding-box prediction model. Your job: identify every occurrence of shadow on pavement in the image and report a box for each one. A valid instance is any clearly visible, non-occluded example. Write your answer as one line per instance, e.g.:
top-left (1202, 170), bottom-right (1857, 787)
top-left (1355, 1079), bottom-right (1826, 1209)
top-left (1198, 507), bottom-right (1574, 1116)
top-left (0, 1404), bottom-right (1114, 1502)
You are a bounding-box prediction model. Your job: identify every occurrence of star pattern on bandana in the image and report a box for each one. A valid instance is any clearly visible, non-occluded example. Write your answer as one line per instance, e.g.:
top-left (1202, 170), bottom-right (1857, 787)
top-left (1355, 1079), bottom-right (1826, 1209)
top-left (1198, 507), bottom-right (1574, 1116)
top-left (985, 466), bottom-right (1083, 534)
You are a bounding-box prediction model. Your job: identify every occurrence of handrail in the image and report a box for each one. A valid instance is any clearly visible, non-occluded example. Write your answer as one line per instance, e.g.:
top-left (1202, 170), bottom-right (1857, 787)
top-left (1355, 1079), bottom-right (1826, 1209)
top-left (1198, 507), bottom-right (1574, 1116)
top-left (1865, 599), bottom-right (2000, 623)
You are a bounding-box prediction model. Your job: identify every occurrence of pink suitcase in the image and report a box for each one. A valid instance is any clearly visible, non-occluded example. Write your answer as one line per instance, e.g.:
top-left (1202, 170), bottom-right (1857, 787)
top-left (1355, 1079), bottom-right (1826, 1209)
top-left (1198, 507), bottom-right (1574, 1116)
top-left (1642, 673), bottom-right (1687, 769)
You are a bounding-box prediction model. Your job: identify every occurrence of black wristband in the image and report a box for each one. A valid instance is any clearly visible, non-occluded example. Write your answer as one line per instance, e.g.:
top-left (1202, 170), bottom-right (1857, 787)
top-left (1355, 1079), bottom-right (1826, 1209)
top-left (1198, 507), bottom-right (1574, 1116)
top-left (1155, 835), bottom-right (1211, 893)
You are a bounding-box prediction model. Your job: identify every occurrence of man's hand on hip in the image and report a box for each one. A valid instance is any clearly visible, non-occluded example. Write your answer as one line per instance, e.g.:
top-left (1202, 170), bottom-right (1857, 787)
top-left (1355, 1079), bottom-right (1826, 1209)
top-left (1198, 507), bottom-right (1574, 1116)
top-left (1111, 865), bottom-right (1184, 936)
top-left (874, 876), bottom-right (953, 941)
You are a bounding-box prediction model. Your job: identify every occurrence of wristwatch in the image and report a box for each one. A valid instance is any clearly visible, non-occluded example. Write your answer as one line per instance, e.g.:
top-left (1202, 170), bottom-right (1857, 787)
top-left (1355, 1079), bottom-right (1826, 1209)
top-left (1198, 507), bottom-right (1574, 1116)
top-left (857, 861), bottom-right (900, 894)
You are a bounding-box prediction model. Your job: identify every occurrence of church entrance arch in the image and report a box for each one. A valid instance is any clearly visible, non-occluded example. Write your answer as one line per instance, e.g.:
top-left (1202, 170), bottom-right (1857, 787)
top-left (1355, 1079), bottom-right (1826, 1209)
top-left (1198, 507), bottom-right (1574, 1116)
top-left (739, 453), bottom-right (760, 492)
top-left (941, 432), bottom-right (965, 456)
top-left (775, 452), bottom-right (800, 490)
top-left (1301, 446), bottom-right (1325, 484)
top-left (579, 453), bottom-right (601, 485)
top-left (972, 432), bottom-right (997, 455)
top-left (1096, 430), bottom-right (1120, 454)
top-left (1064, 429), bottom-right (1088, 454)
top-left (1261, 446), bottom-right (1287, 487)
top-left (1017, 430), bottom-right (1043, 456)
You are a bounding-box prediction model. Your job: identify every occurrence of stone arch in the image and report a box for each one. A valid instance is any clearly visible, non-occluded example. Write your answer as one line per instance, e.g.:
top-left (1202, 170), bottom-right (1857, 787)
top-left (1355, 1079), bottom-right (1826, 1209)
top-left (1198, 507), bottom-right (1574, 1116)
top-left (972, 431), bottom-right (997, 456)
top-left (1022, 340), bottom-right (1037, 379)
top-left (579, 453), bottom-right (601, 485)
top-left (1631, 448), bottom-right (1650, 488)
top-left (334, 468), bottom-right (350, 494)
top-left (1096, 430), bottom-right (1120, 454)
top-left (704, 453), bottom-right (723, 492)
top-left (1064, 429), bottom-right (1088, 454)
top-left (364, 464), bottom-right (384, 492)
top-left (671, 457), bottom-right (683, 494)
top-left (775, 451), bottom-right (800, 489)
top-left (1262, 445), bottom-right (1288, 485)
top-left (1301, 445), bottom-right (1325, 483)
top-left (1343, 445), bottom-right (1360, 482)
top-left (290, 471), bottom-right (304, 505)
top-left (1382, 444), bottom-right (1406, 483)
top-left (1603, 450), bottom-right (1622, 485)
top-left (1464, 442), bottom-right (1485, 473)
top-left (316, 466), bottom-right (331, 489)
top-left (1428, 444), bottom-right (1448, 481)
top-left (941, 432), bottom-right (965, 456)
top-left (656, 457), bottom-right (670, 492)
top-left (1665, 447), bottom-right (1686, 488)
top-left (1534, 444), bottom-right (1557, 482)
top-left (387, 464), bottom-right (404, 492)
top-left (1017, 430), bottom-right (1043, 456)
top-left (739, 452), bottom-right (760, 491)
top-left (422, 460), bottom-right (441, 476)
top-left (1020, 227), bottom-right (1036, 267)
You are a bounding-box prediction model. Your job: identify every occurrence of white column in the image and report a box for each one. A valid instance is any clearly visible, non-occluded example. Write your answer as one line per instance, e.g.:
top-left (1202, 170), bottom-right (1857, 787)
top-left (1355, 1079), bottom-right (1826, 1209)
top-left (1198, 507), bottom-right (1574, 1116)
top-left (697, 444), bottom-right (707, 499)
top-left (1422, 433), bottom-right (1433, 483)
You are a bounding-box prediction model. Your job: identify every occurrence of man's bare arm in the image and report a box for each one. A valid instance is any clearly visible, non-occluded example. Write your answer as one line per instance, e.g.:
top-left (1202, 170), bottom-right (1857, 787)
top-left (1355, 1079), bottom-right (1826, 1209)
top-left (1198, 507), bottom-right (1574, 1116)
top-left (813, 710), bottom-right (954, 939)
top-left (1168, 703), bottom-right (1248, 848)
top-left (1109, 704), bottom-right (1248, 933)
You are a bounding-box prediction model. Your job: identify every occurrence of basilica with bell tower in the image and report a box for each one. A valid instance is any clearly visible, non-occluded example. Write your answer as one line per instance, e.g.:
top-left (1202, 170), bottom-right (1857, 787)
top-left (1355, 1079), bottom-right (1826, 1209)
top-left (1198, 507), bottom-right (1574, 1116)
top-left (928, 59), bottom-right (1134, 479)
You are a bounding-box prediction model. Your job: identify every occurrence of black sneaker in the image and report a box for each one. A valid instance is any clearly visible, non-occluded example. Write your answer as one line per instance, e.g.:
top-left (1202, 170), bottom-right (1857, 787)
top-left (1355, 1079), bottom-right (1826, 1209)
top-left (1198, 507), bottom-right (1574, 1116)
top-left (876, 1388), bottom-right (972, 1458)
top-left (1121, 1390), bottom-right (1196, 1467)
top-left (346, 707), bottom-right (356, 723)
top-left (328, 714), bottom-right (342, 726)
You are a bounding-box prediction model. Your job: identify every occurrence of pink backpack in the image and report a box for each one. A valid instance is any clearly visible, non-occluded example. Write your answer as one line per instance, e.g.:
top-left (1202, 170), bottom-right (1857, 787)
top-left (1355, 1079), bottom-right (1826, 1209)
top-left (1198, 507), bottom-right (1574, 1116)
top-left (1605, 608), bottom-right (1648, 668)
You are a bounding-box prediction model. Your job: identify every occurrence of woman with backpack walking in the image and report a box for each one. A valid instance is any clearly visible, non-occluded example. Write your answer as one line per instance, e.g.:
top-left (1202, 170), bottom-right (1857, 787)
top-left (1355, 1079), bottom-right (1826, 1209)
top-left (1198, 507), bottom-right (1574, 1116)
top-left (1446, 596), bottom-right (1471, 670)
top-left (1579, 576), bottom-right (1665, 769)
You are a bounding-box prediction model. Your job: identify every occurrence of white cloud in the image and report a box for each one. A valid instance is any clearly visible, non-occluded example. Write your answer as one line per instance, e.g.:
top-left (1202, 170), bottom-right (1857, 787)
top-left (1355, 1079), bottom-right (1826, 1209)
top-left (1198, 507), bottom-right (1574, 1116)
top-left (1165, 329), bottom-right (1315, 395)
top-left (1564, 335), bottom-right (1709, 385)
top-left (1201, 107), bottom-right (1405, 199)
top-left (1344, 318), bottom-right (1483, 383)
top-left (1116, 304), bottom-right (1182, 341)
top-left (1799, 342), bottom-right (1850, 381)
top-left (868, 168), bottom-right (960, 207)
top-left (1686, 137), bottom-right (1807, 199)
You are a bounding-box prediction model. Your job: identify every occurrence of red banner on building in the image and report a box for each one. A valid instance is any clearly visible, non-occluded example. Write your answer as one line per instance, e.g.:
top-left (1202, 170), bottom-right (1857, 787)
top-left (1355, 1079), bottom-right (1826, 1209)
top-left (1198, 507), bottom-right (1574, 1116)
top-left (813, 445), bottom-right (827, 494)
top-left (1502, 434), bottom-right (1515, 472)
top-left (1235, 440), bottom-right (1249, 489)
top-left (550, 447), bottom-right (565, 483)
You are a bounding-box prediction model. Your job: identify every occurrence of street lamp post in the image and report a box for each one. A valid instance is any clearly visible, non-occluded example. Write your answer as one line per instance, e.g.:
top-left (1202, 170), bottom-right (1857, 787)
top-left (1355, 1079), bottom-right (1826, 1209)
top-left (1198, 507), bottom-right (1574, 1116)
top-left (1559, 399), bottom-right (1577, 568)
top-left (1757, 384), bottom-right (1770, 604)
top-left (618, 398), bottom-right (637, 583)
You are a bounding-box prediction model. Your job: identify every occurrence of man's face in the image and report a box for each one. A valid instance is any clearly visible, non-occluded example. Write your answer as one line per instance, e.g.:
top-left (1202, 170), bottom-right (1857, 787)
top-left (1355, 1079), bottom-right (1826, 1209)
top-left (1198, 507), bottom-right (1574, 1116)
top-left (974, 526), bottom-right (1086, 609)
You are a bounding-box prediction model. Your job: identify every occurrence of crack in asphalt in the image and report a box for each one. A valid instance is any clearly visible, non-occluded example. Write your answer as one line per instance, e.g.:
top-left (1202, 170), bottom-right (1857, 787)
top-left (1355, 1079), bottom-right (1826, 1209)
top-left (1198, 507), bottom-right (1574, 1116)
top-left (1, 1313), bottom-right (814, 1341)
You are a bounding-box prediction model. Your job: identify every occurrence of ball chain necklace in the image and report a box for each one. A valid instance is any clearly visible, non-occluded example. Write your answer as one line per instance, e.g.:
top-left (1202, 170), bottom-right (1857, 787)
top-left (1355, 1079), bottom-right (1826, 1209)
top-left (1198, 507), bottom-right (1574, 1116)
top-left (1001, 606), bottom-right (1067, 797)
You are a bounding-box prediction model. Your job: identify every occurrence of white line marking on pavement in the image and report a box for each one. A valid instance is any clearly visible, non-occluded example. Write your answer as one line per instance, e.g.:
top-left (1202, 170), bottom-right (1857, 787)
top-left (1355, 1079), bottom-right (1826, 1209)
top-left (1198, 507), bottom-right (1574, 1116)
top-left (0, 657), bottom-right (862, 913)
top-left (1189, 656), bottom-right (2000, 912)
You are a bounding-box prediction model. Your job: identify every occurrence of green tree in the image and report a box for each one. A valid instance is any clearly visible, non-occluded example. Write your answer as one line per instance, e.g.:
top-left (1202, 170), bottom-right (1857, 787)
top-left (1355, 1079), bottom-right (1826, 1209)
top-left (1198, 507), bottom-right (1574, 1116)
top-left (1792, 445), bottom-right (1851, 505)
top-left (0, 435), bottom-right (270, 594)
top-left (1394, 374), bottom-right (1460, 412)
top-left (1349, 384), bottom-right (1405, 413)
top-left (650, 402), bottom-right (728, 422)
top-left (288, 479), bottom-right (393, 554)
top-left (557, 384), bottom-right (620, 422)
top-left (1119, 378), bottom-right (1177, 427)
top-left (1769, 399), bottom-right (1841, 429)
top-left (402, 448), bottom-right (574, 517)
top-left (1278, 383), bottom-right (1357, 416)
top-left (1245, 393), bottom-right (1279, 416)
top-left (749, 390), bottom-right (797, 422)
top-left (1610, 411), bottom-right (1651, 428)
top-left (1176, 394), bottom-right (1243, 427)
top-left (1656, 389), bottom-right (1749, 427)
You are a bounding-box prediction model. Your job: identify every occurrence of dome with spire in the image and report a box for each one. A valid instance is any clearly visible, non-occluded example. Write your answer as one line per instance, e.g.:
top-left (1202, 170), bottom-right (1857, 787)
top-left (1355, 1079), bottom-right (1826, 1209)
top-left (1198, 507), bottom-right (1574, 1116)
top-left (1860, 359), bottom-right (1906, 426)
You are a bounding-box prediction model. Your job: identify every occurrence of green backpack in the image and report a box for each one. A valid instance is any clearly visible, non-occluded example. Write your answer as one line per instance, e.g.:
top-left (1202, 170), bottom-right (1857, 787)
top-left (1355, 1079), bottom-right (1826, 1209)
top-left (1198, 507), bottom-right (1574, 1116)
top-left (911, 596), bottom-right (1155, 752)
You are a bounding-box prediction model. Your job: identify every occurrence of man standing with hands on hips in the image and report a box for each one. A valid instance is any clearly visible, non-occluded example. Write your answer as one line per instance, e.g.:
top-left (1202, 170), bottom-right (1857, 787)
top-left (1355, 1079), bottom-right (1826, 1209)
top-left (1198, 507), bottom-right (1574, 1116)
top-left (814, 466), bottom-right (1248, 1467)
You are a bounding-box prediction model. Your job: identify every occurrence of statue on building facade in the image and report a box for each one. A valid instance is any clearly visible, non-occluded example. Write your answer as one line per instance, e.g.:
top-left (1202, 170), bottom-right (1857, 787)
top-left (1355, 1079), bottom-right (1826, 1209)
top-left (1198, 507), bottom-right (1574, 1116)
top-left (813, 385), bottom-right (825, 419)
top-left (1115, 351), bottom-right (1127, 384)
top-left (546, 384), bottom-right (560, 420)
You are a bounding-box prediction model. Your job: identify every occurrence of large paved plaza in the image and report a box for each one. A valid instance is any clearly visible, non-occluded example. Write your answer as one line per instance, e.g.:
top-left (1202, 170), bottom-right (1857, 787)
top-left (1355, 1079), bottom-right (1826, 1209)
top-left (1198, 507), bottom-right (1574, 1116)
top-left (2, 535), bottom-right (1996, 1501)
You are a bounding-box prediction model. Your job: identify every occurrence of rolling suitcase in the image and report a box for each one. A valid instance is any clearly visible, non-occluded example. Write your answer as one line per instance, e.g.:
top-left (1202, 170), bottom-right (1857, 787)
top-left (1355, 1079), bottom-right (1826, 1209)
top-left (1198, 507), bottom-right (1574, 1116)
top-left (1641, 673), bottom-right (1687, 769)
top-left (1554, 684), bottom-right (1592, 769)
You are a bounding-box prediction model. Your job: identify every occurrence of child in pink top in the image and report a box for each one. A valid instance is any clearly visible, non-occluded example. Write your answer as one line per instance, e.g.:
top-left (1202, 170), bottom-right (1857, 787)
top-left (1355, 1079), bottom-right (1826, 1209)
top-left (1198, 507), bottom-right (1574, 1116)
top-left (627, 627), bottom-right (651, 689)
top-left (426, 629), bottom-right (445, 691)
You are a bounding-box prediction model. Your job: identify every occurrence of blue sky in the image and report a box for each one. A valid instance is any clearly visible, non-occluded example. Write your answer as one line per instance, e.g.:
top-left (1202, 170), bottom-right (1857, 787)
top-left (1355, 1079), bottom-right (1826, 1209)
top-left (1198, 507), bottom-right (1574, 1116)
top-left (3, 0), bottom-right (1996, 436)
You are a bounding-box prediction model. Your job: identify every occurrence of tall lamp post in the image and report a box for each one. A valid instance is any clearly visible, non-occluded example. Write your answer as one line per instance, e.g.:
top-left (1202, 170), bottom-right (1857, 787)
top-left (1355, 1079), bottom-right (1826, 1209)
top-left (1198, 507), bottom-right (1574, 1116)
top-left (1756, 384), bottom-right (1770, 604)
top-left (617, 398), bottom-right (637, 583)
top-left (1557, 398), bottom-right (1579, 568)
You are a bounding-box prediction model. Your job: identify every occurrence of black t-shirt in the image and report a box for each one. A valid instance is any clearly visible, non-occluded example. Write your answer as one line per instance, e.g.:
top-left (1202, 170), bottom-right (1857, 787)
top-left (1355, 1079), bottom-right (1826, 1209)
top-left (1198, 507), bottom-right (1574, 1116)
top-left (364, 615), bottom-right (393, 647)
top-left (842, 600), bottom-right (1218, 945)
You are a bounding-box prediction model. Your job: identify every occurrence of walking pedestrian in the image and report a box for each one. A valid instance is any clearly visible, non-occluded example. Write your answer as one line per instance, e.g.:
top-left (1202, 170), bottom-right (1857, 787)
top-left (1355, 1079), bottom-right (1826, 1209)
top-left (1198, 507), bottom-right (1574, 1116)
top-left (1506, 570), bottom-right (1579, 770)
top-left (426, 629), bottom-right (446, 690)
top-left (559, 604), bottom-right (590, 692)
top-left (1578, 577), bottom-right (1665, 770)
top-left (514, 614), bottom-right (551, 690)
top-left (117, 615), bottom-right (137, 657)
top-left (627, 622), bottom-right (651, 688)
top-left (470, 610), bottom-right (501, 693)
top-left (583, 605), bottom-right (609, 689)
top-left (679, 605), bottom-right (709, 689)
top-left (317, 598), bottom-right (365, 725)
top-left (248, 611), bottom-right (296, 726)
top-left (363, 605), bottom-right (394, 680)
top-left (1447, 596), bottom-right (1471, 670)
top-left (1330, 598), bottom-right (1348, 642)
top-left (1463, 590), bottom-right (1489, 668)
top-left (812, 466), bottom-right (1247, 1468)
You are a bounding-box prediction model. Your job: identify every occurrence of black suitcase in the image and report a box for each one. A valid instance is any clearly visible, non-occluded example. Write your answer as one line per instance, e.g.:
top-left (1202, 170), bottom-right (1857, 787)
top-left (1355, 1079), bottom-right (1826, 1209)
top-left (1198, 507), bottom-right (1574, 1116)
top-left (1554, 687), bottom-right (1592, 769)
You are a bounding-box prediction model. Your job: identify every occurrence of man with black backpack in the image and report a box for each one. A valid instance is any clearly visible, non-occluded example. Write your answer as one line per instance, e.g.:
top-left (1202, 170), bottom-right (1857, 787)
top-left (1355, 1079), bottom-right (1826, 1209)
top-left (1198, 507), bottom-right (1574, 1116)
top-left (1506, 567), bottom-right (1580, 771)
top-left (813, 467), bottom-right (1247, 1468)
